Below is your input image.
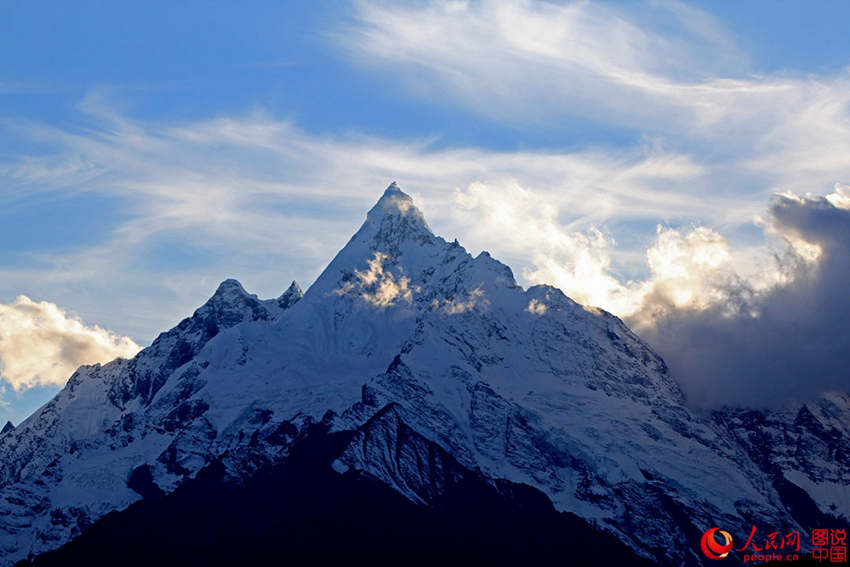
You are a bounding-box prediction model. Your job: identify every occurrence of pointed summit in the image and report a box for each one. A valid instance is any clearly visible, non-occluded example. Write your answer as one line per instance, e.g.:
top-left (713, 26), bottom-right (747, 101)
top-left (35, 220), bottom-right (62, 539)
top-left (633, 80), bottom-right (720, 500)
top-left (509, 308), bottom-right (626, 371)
top-left (360, 182), bottom-right (433, 250)
top-left (306, 182), bottom-right (440, 298)
top-left (365, 182), bottom-right (430, 231)
top-left (278, 281), bottom-right (303, 310)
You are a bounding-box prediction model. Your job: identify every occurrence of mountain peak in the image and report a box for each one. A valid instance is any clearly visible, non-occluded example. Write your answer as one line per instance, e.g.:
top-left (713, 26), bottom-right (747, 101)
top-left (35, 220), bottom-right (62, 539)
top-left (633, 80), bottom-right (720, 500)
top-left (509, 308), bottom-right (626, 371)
top-left (212, 278), bottom-right (248, 298)
top-left (306, 183), bottom-right (438, 298)
top-left (192, 278), bottom-right (269, 327)
top-left (278, 281), bottom-right (303, 309)
top-left (366, 182), bottom-right (427, 227)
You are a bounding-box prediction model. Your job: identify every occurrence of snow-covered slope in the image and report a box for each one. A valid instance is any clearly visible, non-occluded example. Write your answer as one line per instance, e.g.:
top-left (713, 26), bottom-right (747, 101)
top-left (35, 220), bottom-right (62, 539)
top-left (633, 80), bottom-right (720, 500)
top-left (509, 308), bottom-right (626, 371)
top-left (1, 184), bottom-right (847, 565)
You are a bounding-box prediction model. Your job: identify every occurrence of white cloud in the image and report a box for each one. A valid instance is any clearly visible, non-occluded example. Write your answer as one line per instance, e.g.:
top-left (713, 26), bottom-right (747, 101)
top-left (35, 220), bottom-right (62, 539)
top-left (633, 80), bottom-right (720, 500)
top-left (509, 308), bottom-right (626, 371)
top-left (435, 286), bottom-right (487, 314)
top-left (826, 183), bottom-right (850, 210)
top-left (341, 0), bottom-right (850, 196)
top-left (335, 252), bottom-right (415, 307)
top-left (638, 193), bottom-right (850, 406)
top-left (526, 298), bottom-right (547, 316)
top-left (457, 182), bottom-right (850, 406)
top-left (1, 85), bottom-right (845, 346)
top-left (341, 0), bottom-right (760, 128)
top-left (0, 296), bottom-right (140, 390)
top-left (452, 178), bottom-right (808, 323)
top-left (0, 98), bottom-right (841, 351)
top-left (1, 100), bottom-right (730, 346)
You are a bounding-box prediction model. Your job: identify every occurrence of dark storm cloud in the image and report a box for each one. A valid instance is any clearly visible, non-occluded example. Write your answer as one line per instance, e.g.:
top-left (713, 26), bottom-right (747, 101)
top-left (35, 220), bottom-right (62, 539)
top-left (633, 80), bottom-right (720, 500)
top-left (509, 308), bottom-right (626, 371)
top-left (636, 193), bottom-right (850, 408)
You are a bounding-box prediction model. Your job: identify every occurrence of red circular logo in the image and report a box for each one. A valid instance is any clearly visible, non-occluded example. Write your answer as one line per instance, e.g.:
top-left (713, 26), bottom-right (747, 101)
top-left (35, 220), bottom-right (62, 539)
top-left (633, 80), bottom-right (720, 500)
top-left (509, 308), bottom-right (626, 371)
top-left (701, 527), bottom-right (734, 560)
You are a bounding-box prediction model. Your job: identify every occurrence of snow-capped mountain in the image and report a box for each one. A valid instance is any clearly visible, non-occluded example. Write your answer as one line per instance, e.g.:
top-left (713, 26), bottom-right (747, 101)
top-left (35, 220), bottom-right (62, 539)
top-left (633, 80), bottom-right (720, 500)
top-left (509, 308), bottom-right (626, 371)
top-left (1, 184), bottom-right (847, 566)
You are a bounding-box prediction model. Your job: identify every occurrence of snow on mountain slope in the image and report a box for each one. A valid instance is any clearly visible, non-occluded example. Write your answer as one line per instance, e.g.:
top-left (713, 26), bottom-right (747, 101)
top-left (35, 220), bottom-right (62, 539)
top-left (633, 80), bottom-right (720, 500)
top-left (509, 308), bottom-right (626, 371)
top-left (0, 279), bottom-right (300, 560)
top-left (1, 183), bottom-right (847, 566)
top-left (715, 394), bottom-right (850, 523)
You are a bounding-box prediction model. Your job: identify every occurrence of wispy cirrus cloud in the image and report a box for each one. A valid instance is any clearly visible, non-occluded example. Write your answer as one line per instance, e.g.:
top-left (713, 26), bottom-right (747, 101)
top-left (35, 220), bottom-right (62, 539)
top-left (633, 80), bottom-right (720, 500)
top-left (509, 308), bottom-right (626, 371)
top-left (339, 0), bottom-right (755, 127)
top-left (0, 98), bottom-right (722, 345)
top-left (340, 0), bottom-right (850, 194)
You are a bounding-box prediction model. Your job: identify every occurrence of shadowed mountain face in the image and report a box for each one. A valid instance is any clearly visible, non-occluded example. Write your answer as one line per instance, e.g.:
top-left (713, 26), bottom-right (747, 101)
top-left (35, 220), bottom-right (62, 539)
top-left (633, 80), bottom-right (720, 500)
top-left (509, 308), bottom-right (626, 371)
top-left (16, 415), bottom-right (653, 567)
top-left (1, 184), bottom-right (847, 566)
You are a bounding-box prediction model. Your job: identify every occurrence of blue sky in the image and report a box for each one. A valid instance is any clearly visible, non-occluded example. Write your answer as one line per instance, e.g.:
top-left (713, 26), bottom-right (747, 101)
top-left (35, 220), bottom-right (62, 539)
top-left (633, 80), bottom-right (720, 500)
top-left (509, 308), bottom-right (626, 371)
top-left (2, 0), bottom-right (850, 421)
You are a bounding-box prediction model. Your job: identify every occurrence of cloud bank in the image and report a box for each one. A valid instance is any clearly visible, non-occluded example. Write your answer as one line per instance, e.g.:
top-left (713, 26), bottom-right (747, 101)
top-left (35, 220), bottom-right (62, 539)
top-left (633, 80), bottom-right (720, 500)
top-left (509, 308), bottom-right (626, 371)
top-left (637, 188), bottom-right (850, 408)
top-left (455, 181), bottom-right (850, 407)
top-left (0, 296), bottom-right (140, 390)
